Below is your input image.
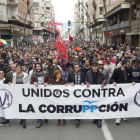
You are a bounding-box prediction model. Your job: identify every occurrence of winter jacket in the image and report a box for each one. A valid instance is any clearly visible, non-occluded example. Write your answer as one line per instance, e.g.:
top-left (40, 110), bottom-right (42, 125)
top-left (103, 63), bottom-right (116, 84)
top-left (43, 65), bottom-right (60, 73)
top-left (85, 69), bottom-right (107, 85)
top-left (67, 71), bottom-right (85, 84)
top-left (30, 71), bottom-right (49, 84)
top-left (12, 72), bottom-right (29, 84)
top-left (48, 78), bottom-right (66, 85)
top-left (110, 67), bottom-right (133, 84)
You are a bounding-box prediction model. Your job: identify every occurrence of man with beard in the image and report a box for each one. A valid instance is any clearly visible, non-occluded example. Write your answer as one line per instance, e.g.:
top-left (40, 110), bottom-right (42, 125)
top-left (85, 61), bottom-right (106, 128)
top-left (30, 63), bottom-right (49, 128)
top-left (44, 58), bottom-right (60, 79)
top-left (78, 52), bottom-right (84, 64)
top-left (67, 63), bottom-right (85, 125)
top-left (82, 59), bottom-right (91, 75)
top-left (103, 56), bottom-right (116, 84)
top-left (131, 59), bottom-right (140, 83)
top-left (111, 59), bottom-right (135, 125)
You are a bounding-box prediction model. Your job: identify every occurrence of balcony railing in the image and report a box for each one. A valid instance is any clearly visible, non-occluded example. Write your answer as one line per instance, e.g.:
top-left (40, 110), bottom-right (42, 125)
top-left (103, 21), bottom-right (129, 31)
top-left (7, 0), bottom-right (18, 4)
top-left (8, 15), bottom-right (19, 20)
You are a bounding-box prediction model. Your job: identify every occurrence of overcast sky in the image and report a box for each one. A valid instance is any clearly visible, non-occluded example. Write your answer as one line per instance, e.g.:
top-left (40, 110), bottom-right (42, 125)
top-left (52, 0), bottom-right (77, 23)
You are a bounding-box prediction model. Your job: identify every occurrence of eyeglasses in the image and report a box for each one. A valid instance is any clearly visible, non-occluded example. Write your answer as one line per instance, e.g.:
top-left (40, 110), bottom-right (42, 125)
top-left (75, 58), bottom-right (78, 59)
top-left (92, 65), bottom-right (97, 66)
top-left (98, 64), bottom-right (103, 66)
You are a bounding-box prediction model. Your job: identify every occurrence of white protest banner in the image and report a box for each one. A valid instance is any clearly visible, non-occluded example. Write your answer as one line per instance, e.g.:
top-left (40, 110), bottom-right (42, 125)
top-left (0, 84), bottom-right (139, 119)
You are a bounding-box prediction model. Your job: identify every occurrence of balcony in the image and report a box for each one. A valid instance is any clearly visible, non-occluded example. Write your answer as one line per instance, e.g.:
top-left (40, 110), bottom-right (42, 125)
top-left (103, 21), bottom-right (130, 31)
top-left (7, 0), bottom-right (18, 6)
top-left (0, 13), bottom-right (8, 23)
top-left (106, 0), bottom-right (130, 16)
top-left (8, 14), bottom-right (19, 20)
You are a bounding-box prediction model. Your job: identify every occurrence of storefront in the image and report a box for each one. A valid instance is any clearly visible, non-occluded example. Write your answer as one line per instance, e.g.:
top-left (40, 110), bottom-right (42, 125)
top-left (113, 27), bottom-right (130, 45)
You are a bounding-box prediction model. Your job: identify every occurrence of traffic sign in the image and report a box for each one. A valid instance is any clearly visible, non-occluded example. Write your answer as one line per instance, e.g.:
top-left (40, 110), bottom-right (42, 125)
top-left (34, 2), bottom-right (39, 6)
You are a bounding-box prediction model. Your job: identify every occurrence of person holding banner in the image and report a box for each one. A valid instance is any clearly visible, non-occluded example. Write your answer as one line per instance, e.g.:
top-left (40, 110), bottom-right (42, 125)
top-left (85, 61), bottom-right (107, 128)
top-left (111, 59), bottom-right (135, 125)
top-left (30, 62), bottom-right (49, 128)
top-left (0, 70), bottom-right (10, 126)
top-left (9, 65), bottom-right (29, 128)
top-left (67, 63), bottom-right (85, 125)
top-left (48, 70), bottom-right (67, 126)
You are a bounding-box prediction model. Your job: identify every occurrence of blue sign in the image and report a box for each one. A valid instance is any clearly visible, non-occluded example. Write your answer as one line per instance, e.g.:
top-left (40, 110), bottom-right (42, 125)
top-left (34, 2), bottom-right (39, 6)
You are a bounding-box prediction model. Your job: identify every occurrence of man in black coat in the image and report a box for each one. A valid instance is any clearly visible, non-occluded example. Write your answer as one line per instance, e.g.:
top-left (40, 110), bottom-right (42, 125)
top-left (85, 61), bottom-right (107, 128)
top-left (67, 63), bottom-right (85, 125)
top-left (110, 59), bottom-right (135, 125)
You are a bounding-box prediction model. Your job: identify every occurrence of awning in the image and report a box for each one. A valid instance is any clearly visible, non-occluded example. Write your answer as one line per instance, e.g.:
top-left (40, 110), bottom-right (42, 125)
top-left (126, 32), bottom-right (140, 35)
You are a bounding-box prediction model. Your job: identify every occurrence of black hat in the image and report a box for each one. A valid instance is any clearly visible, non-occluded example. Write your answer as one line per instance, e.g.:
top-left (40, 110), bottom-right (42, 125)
top-left (66, 63), bottom-right (73, 68)
top-left (91, 61), bottom-right (98, 65)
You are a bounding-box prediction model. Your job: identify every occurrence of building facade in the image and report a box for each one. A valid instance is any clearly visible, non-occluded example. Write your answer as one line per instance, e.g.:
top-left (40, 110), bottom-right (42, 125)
top-left (87, 0), bottom-right (104, 44)
top-left (103, 0), bottom-right (130, 45)
top-left (0, 0), bottom-right (35, 47)
top-left (33, 0), bottom-right (55, 44)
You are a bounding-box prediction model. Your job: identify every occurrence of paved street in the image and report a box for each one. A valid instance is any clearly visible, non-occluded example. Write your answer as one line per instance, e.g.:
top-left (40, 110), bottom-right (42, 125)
top-left (0, 118), bottom-right (140, 140)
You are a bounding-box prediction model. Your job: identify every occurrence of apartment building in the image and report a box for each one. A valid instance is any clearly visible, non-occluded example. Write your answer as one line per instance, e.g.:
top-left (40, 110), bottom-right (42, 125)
top-left (0, 0), bottom-right (35, 47)
top-left (87, 0), bottom-right (104, 44)
top-left (74, 3), bottom-right (81, 40)
top-left (103, 0), bottom-right (130, 45)
top-left (0, 0), bottom-right (8, 23)
top-left (33, 0), bottom-right (55, 44)
top-left (125, 0), bottom-right (140, 48)
top-left (74, 0), bottom-right (90, 41)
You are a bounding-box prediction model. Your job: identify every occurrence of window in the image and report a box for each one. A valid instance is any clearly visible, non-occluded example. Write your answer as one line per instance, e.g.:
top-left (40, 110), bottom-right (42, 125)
top-left (35, 14), bottom-right (39, 18)
top-left (133, 4), bottom-right (139, 20)
top-left (99, 7), bottom-right (103, 14)
top-left (0, 4), bottom-right (3, 14)
top-left (19, 10), bottom-right (20, 16)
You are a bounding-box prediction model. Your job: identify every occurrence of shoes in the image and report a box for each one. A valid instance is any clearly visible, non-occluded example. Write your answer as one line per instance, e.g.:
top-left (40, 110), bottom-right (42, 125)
top-left (5, 120), bottom-right (10, 126)
top-left (75, 119), bottom-right (80, 125)
top-left (36, 123), bottom-right (42, 128)
top-left (20, 119), bottom-right (23, 124)
top-left (57, 120), bottom-right (61, 126)
top-left (63, 120), bottom-right (66, 125)
top-left (0, 122), bottom-right (5, 126)
top-left (97, 122), bottom-right (102, 128)
top-left (44, 119), bottom-right (48, 123)
top-left (115, 120), bottom-right (120, 125)
top-left (122, 118), bottom-right (127, 122)
top-left (92, 119), bottom-right (98, 124)
top-left (23, 120), bottom-right (26, 128)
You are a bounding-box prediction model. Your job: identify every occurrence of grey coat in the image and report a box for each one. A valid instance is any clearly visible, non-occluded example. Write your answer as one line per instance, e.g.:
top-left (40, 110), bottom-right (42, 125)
top-left (85, 69), bottom-right (107, 85)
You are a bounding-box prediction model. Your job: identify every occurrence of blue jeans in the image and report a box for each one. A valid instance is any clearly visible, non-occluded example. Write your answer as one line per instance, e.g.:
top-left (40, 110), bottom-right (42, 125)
top-left (1, 117), bottom-right (8, 123)
top-left (37, 119), bottom-right (43, 124)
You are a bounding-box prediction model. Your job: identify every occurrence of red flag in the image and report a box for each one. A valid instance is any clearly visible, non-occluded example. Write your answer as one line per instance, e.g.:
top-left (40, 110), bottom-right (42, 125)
top-left (69, 33), bottom-right (73, 42)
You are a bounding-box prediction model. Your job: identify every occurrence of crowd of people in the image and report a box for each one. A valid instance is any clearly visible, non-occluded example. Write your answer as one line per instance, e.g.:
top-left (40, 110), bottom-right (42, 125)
top-left (0, 41), bottom-right (139, 129)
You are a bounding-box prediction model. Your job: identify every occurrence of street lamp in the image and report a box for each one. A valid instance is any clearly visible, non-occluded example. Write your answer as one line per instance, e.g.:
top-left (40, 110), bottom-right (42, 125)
top-left (37, 14), bottom-right (44, 44)
top-left (23, 2), bottom-right (39, 46)
top-left (103, 0), bottom-right (107, 47)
